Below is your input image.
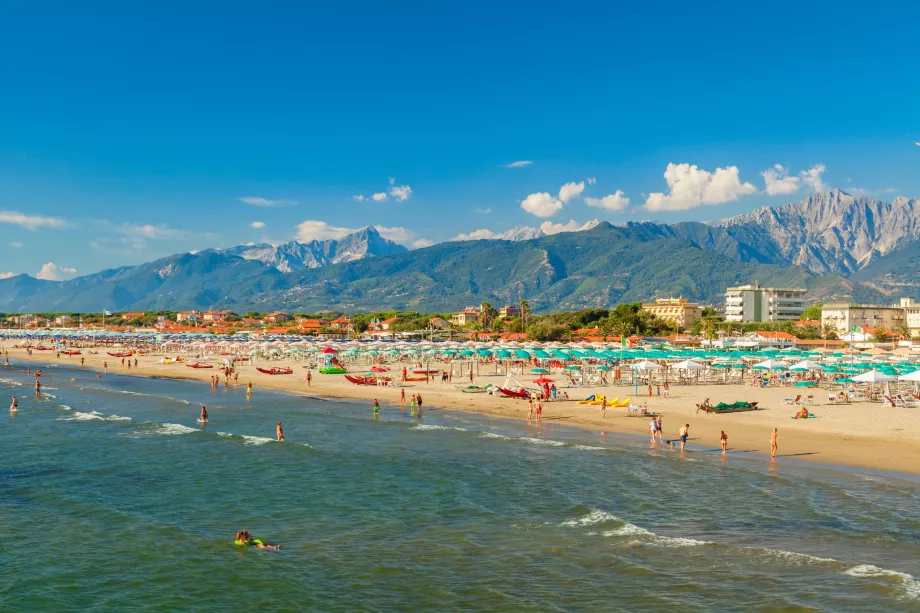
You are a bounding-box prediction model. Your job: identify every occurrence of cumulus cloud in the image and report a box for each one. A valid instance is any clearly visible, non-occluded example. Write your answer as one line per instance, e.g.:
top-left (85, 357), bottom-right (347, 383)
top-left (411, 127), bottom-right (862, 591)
top-left (504, 160), bottom-right (534, 168)
top-left (353, 195), bottom-right (365, 202)
top-left (412, 238), bottom-right (434, 249)
top-left (799, 164), bottom-right (828, 193)
top-left (388, 184), bottom-right (412, 201)
top-left (761, 164), bottom-right (801, 196)
top-left (295, 220), bottom-right (357, 242)
top-left (371, 192), bottom-right (387, 202)
top-left (239, 196), bottom-right (297, 207)
top-left (35, 262), bottom-right (77, 281)
top-left (557, 181), bottom-right (585, 203)
top-left (474, 207), bottom-right (491, 214)
top-left (0, 211), bottom-right (67, 230)
top-left (540, 219), bottom-right (600, 235)
top-left (584, 190), bottom-right (629, 212)
top-left (587, 177), bottom-right (597, 185)
top-left (250, 221), bottom-right (265, 229)
top-left (0, 272), bottom-right (16, 279)
top-left (452, 228), bottom-right (500, 241)
top-left (375, 226), bottom-right (416, 243)
top-left (521, 192), bottom-right (563, 218)
top-left (10, 242), bottom-right (23, 248)
top-left (644, 163), bottom-right (756, 211)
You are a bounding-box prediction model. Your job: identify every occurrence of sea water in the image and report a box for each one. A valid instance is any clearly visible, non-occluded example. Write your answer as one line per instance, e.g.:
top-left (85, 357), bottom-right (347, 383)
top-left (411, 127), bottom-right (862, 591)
top-left (1, 364), bottom-right (919, 611)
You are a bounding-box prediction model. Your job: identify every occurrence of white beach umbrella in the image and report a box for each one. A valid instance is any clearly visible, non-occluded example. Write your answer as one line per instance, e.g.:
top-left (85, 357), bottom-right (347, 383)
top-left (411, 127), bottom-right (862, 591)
top-left (753, 359), bottom-right (787, 370)
top-left (852, 370), bottom-right (896, 383)
top-left (631, 359), bottom-right (662, 370)
top-left (897, 370), bottom-right (920, 382)
top-left (790, 360), bottom-right (824, 371)
top-left (671, 359), bottom-right (706, 370)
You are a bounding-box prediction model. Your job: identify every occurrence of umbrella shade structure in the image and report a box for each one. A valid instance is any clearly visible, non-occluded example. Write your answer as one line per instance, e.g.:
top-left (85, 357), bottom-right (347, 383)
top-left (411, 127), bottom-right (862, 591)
top-left (753, 359), bottom-right (787, 370)
top-left (532, 377), bottom-right (554, 384)
top-left (851, 370), bottom-right (896, 383)
top-left (530, 368), bottom-right (549, 374)
top-left (898, 370), bottom-right (920, 382)
top-left (790, 360), bottom-right (824, 371)
top-left (370, 365), bottom-right (389, 372)
top-left (670, 359), bottom-right (705, 370)
top-left (320, 347), bottom-right (339, 354)
top-left (595, 365), bottom-right (613, 371)
top-left (631, 360), bottom-right (662, 370)
top-left (563, 365), bottom-right (581, 371)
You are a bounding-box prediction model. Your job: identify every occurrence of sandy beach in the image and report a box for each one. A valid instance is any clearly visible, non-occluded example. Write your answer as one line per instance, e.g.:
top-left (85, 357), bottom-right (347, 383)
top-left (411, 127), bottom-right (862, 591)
top-left (6, 342), bottom-right (920, 475)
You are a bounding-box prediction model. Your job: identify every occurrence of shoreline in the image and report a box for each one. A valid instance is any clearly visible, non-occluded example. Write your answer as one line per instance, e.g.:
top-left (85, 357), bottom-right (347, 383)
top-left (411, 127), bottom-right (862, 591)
top-left (6, 344), bottom-right (920, 475)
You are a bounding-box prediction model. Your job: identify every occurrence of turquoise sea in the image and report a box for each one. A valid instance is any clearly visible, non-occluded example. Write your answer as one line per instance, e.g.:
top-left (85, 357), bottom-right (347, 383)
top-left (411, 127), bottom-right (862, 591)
top-left (1, 362), bottom-right (919, 612)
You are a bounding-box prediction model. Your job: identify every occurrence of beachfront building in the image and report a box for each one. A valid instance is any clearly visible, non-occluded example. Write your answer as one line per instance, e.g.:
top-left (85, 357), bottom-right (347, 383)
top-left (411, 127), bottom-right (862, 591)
top-left (203, 310), bottom-right (231, 322)
top-left (498, 305), bottom-right (521, 319)
top-left (54, 315), bottom-right (72, 326)
top-left (330, 317), bottom-right (352, 331)
top-left (821, 302), bottom-right (908, 335)
top-left (905, 298), bottom-right (920, 337)
top-left (122, 311), bottom-right (146, 321)
top-left (379, 317), bottom-right (399, 331)
top-left (429, 317), bottom-right (451, 330)
top-left (724, 284), bottom-right (807, 322)
top-left (451, 307), bottom-right (480, 326)
top-left (640, 297), bottom-right (702, 328)
top-left (263, 312), bottom-right (291, 324)
top-left (176, 310), bottom-right (201, 323)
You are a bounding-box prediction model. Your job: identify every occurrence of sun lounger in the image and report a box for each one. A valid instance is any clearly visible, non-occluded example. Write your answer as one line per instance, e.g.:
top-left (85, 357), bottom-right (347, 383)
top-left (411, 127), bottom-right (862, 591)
top-left (782, 395), bottom-right (801, 405)
top-left (883, 396), bottom-right (897, 408)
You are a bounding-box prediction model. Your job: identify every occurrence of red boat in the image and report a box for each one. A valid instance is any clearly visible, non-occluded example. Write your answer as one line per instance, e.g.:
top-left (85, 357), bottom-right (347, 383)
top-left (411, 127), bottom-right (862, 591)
top-left (34, 347), bottom-right (53, 351)
top-left (257, 367), bottom-right (293, 375)
top-left (344, 374), bottom-right (390, 385)
top-left (413, 369), bottom-right (441, 375)
top-left (187, 363), bottom-right (214, 369)
top-left (108, 352), bottom-right (133, 357)
top-left (497, 387), bottom-right (530, 399)
top-left (404, 376), bottom-right (428, 382)
top-left (60, 350), bottom-right (82, 356)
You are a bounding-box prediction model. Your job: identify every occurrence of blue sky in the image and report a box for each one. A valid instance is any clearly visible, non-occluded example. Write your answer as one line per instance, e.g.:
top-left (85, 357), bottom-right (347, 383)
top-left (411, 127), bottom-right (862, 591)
top-left (1, 1), bottom-right (918, 280)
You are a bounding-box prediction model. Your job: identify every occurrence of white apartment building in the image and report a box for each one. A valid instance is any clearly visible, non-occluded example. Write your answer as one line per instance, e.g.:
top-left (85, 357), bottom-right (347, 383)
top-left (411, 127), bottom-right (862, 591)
top-left (905, 298), bottom-right (920, 337)
top-left (724, 283), bottom-right (807, 322)
top-left (823, 297), bottom-right (918, 337)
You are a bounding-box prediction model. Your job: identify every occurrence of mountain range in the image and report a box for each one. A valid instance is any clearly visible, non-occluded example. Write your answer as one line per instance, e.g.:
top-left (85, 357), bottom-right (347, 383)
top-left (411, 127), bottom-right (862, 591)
top-left (1, 189), bottom-right (918, 313)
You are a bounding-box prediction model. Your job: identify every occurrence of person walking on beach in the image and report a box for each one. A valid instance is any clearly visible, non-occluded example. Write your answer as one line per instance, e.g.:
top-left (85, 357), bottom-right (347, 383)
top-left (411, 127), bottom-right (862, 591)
top-left (276, 421), bottom-right (284, 442)
top-left (648, 384), bottom-right (652, 397)
top-left (649, 417), bottom-right (659, 443)
top-left (663, 381), bottom-right (669, 398)
top-left (655, 416), bottom-right (663, 443)
top-left (306, 371), bottom-right (311, 387)
top-left (535, 398), bottom-right (542, 420)
top-left (234, 372), bottom-right (239, 385)
top-left (200, 405), bottom-right (208, 423)
top-left (770, 428), bottom-right (778, 458)
top-left (469, 370), bottom-right (474, 384)
top-left (400, 388), bottom-right (406, 408)
top-left (104, 361), bottom-right (108, 373)
top-left (80, 357), bottom-right (84, 367)
top-left (527, 398), bottom-right (535, 420)
top-left (678, 423), bottom-right (689, 450)
top-left (720, 430), bottom-right (728, 453)
top-left (600, 396), bottom-right (607, 417)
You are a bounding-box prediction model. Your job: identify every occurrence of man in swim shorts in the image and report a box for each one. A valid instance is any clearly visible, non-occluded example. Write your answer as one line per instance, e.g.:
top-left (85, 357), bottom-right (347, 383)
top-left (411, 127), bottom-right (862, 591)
top-left (678, 423), bottom-right (689, 450)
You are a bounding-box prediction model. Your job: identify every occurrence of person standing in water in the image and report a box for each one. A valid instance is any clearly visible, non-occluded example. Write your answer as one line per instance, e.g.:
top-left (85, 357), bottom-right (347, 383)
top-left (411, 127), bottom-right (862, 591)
top-left (655, 416), bottom-right (663, 443)
top-left (35, 380), bottom-right (41, 395)
top-left (678, 423), bottom-right (690, 450)
top-left (200, 405), bottom-right (209, 423)
top-left (10, 395), bottom-right (18, 411)
top-left (276, 421), bottom-right (284, 442)
top-left (771, 428), bottom-right (778, 458)
top-left (372, 399), bottom-right (380, 416)
top-left (247, 382), bottom-right (253, 398)
top-left (103, 361), bottom-right (108, 373)
top-left (720, 430), bottom-right (728, 453)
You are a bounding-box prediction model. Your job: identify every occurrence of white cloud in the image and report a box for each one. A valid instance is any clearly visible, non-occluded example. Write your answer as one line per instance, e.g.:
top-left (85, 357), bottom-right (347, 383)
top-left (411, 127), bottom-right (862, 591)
top-left (847, 187), bottom-right (872, 198)
top-left (882, 187), bottom-right (899, 194)
top-left (9, 242), bottom-right (23, 248)
top-left (474, 207), bottom-right (492, 214)
top-left (0, 211), bottom-right (67, 230)
top-left (587, 177), bottom-right (597, 185)
top-left (250, 221), bottom-right (265, 229)
top-left (352, 195), bottom-right (365, 202)
top-left (539, 219), bottom-right (599, 235)
top-left (521, 192), bottom-right (563, 218)
top-left (239, 196), bottom-right (297, 207)
top-left (504, 160), bottom-right (534, 168)
top-left (452, 228), bottom-right (500, 241)
top-left (412, 238), bottom-right (434, 249)
top-left (295, 220), bottom-right (356, 242)
top-left (389, 184), bottom-right (412, 201)
top-left (585, 191), bottom-right (629, 212)
top-left (371, 192), bottom-right (387, 202)
top-left (130, 224), bottom-right (191, 240)
top-left (0, 272), bottom-right (15, 279)
top-left (375, 226), bottom-right (416, 243)
top-left (35, 262), bottom-right (77, 281)
top-left (761, 164), bottom-right (801, 196)
top-left (557, 181), bottom-right (585, 203)
top-left (799, 164), bottom-right (828, 193)
top-left (189, 250), bottom-right (199, 255)
top-left (644, 163), bottom-right (756, 211)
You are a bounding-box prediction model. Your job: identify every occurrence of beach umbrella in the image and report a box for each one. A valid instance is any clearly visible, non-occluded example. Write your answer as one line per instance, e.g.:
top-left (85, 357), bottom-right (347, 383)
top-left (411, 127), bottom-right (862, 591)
top-left (753, 359), bottom-right (786, 370)
top-left (495, 349), bottom-right (512, 359)
top-left (320, 347), bottom-right (338, 354)
top-left (670, 359), bottom-right (705, 370)
top-left (530, 367), bottom-right (549, 374)
top-left (898, 370), bottom-right (920, 382)
top-left (370, 365), bottom-right (388, 373)
top-left (532, 377), bottom-right (554, 384)
top-left (564, 365), bottom-right (581, 371)
top-left (790, 360), bottom-right (824, 371)
top-left (631, 360), bottom-right (662, 370)
top-left (595, 365), bottom-right (613, 371)
top-left (851, 370), bottom-right (896, 383)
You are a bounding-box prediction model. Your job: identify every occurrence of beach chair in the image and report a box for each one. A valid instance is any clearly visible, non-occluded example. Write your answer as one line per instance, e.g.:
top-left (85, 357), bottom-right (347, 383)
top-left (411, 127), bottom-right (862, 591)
top-left (896, 394), bottom-right (917, 407)
top-left (804, 395), bottom-right (814, 406)
top-left (883, 396), bottom-right (897, 408)
top-left (782, 394), bottom-right (801, 405)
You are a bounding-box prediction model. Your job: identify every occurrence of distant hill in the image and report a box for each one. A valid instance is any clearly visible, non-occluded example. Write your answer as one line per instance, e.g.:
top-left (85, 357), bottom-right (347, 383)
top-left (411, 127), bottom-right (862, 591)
top-left (0, 191), bottom-right (914, 313)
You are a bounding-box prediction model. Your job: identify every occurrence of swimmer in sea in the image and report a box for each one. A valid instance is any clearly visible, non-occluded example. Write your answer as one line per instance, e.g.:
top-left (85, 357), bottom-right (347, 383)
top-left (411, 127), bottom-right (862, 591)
top-left (10, 396), bottom-right (18, 411)
top-left (235, 530), bottom-right (280, 550)
top-left (200, 405), bottom-right (209, 423)
top-left (35, 380), bottom-right (41, 395)
top-left (276, 421), bottom-right (284, 442)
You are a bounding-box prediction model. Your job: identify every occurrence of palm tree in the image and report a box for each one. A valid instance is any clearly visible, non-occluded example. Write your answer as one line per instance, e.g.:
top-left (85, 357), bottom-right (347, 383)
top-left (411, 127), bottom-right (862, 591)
top-left (519, 300), bottom-right (531, 333)
top-left (894, 323), bottom-right (911, 341)
top-left (821, 323), bottom-right (838, 348)
top-left (479, 302), bottom-right (498, 331)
